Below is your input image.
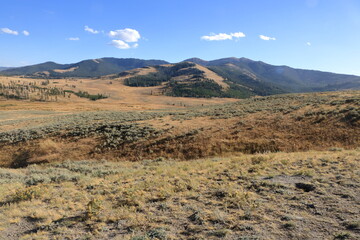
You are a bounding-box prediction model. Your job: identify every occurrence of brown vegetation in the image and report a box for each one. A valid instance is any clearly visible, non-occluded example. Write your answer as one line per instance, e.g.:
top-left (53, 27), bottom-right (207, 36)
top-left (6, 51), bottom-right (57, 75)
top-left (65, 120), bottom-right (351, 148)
top-left (0, 76), bottom-right (359, 239)
top-left (0, 90), bottom-right (359, 167)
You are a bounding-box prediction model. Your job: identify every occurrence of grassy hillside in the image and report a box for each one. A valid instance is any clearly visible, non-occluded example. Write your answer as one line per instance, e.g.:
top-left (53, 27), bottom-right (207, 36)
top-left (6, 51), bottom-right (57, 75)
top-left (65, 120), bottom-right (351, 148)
top-left (0, 62), bottom-right (69, 76)
top-left (0, 91), bottom-right (359, 166)
top-left (186, 57), bottom-right (360, 93)
top-left (122, 58), bottom-right (360, 98)
top-left (123, 62), bottom-right (256, 98)
top-left (2, 57), bottom-right (360, 96)
top-left (0, 58), bottom-right (169, 78)
top-left (54, 58), bottom-right (169, 78)
top-left (209, 65), bottom-right (286, 96)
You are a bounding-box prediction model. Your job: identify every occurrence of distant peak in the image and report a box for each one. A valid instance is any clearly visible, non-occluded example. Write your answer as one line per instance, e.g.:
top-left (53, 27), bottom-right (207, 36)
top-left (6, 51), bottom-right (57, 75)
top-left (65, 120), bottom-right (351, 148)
top-left (185, 57), bottom-right (206, 61)
top-left (183, 57), bottom-right (209, 66)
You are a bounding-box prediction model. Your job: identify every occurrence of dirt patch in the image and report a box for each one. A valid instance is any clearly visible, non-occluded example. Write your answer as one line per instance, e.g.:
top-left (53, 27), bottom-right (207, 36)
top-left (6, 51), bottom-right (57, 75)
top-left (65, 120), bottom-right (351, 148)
top-left (52, 66), bottom-right (79, 73)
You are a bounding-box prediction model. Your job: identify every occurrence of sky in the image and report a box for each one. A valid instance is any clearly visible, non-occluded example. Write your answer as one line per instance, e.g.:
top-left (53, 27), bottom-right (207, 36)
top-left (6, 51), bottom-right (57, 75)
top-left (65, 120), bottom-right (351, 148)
top-left (1, 0), bottom-right (360, 75)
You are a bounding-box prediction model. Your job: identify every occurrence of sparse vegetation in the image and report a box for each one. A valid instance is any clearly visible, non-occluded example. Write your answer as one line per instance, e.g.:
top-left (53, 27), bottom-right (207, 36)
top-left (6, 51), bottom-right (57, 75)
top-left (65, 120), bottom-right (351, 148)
top-left (0, 91), bottom-right (359, 167)
top-left (0, 80), bottom-right (64, 101)
top-left (0, 150), bottom-right (358, 239)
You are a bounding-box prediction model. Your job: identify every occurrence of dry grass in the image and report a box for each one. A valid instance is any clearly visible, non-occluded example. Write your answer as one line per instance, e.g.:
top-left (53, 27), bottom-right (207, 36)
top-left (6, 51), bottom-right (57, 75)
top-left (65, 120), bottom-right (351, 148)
top-left (0, 90), bottom-right (359, 167)
top-left (0, 84), bottom-right (359, 238)
top-left (0, 76), bottom-right (235, 112)
top-left (0, 150), bottom-right (359, 239)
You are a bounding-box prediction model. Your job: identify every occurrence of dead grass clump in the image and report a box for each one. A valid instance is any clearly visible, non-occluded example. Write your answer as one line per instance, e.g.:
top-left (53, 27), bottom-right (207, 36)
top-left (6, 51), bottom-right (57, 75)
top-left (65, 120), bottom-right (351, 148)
top-left (37, 139), bottom-right (61, 155)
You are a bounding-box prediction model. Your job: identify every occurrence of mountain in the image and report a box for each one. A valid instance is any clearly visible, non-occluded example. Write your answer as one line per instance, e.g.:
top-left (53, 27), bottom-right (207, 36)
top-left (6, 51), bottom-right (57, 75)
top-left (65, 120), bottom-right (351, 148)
top-left (2, 56), bottom-right (360, 96)
top-left (119, 61), bottom-right (284, 98)
top-left (184, 57), bottom-right (360, 93)
top-left (0, 61), bottom-right (71, 76)
top-left (120, 62), bottom-right (249, 98)
top-left (0, 58), bottom-right (169, 78)
top-left (0, 67), bottom-right (11, 71)
top-left (118, 57), bottom-right (360, 98)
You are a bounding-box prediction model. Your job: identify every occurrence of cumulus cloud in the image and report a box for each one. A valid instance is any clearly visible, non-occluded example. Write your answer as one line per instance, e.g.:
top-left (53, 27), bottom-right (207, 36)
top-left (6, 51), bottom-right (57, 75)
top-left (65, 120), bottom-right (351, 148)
top-left (108, 28), bottom-right (141, 42)
top-left (259, 35), bottom-right (276, 41)
top-left (306, 42), bottom-right (311, 46)
top-left (85, 26), bottom-right (99, 34)
top-left (110, 40), bottom-right (131, 49)
top-left (1, 28), bottom-right (18, 35)
top-left (201, 32), bottom-right (246, 41)
top-left (108, 28), bottom-right (141, 49)
top-left (22, 30), bottom-right (30, 36)
top-left (230, 32), bottom-right (246, 38)
top-left (67, 37), bottom-right (80, 41)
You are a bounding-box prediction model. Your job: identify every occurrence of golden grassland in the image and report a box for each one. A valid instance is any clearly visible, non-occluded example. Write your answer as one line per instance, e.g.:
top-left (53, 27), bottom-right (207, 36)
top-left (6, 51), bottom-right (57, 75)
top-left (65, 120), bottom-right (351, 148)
top-left (0, 90), bottom-right (359, 167)
top-left (0, 76), bottom-right (359, 239)
top-left (0, 150), bottom-right (359, 239)
top-left (0, 76), bottom-right (235, 112)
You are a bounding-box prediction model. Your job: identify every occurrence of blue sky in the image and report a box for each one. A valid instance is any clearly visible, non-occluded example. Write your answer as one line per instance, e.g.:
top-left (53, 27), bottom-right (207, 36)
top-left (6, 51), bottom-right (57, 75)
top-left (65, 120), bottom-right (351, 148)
top-left (1, 0), bottom-right (360, 75)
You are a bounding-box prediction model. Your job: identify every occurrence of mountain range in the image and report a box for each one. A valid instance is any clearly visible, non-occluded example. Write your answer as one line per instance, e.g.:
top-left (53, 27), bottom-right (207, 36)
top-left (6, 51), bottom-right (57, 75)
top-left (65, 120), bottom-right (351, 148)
top-left (0, 58), bottom-right (168, 78)
top-left (1, 57), bottom-right (360, 98)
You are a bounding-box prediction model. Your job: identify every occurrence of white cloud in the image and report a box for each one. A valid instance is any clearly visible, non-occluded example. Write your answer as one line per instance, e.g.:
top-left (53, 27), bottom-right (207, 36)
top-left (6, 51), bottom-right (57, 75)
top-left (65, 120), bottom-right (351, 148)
top-left (110, 40), bottom-right (131, 49)
top-left (108, 28), bottom-right (141, 49)
top-left (306, 42), bottom-right (311, 46)
top-left (201, 33), bottom-right (232, 41)
top-left (85, 26), bottom-right (99, 34)
top-left (108, 28), bottom-right (141, 42)
top-left (201, 32), bottom-right (245, 41)
top-left (67, 37), bottom-right (80, 41)
top-left (22, 30), bottom-right (30, 36)
top-left (259, 35), bottom-right (276, 41)
top-left (1, 28), bottom-right (18, 35)
top-left (231, 32), bottom-right (246, 38)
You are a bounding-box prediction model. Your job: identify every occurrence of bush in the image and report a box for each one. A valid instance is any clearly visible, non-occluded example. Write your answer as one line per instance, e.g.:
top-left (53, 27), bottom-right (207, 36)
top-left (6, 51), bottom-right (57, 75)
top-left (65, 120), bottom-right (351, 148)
top-left (11, 150), bottom-right (32, 168)
top-left (7, 186), bottom-right (42, 204)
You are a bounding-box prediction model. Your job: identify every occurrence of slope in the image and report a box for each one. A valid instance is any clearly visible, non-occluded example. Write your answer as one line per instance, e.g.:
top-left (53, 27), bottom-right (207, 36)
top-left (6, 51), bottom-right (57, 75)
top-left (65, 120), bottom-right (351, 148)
top-left (120, 62), bottom-right (255, 98)
top-left (0, 62), bottom-right (70, 76)
top-left (185, 57), bottom-right (360, 93)
top-left (0, 58), bottom-right (169, 78)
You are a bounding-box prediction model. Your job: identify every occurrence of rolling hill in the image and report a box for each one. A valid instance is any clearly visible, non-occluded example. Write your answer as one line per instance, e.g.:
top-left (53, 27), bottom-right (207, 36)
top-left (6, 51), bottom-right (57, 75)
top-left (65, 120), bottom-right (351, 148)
top-left (117, 59), bottom-right (360, 98)
top-left (185, 57), bottom-right (360, 93)
top-left (1, 57), bottom-right (360, 97)
top-left (102, 61), bottom-right (255, 98)
top-left (0, 58), bottom-right (168, 78)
